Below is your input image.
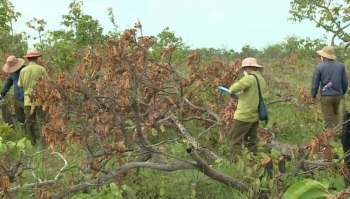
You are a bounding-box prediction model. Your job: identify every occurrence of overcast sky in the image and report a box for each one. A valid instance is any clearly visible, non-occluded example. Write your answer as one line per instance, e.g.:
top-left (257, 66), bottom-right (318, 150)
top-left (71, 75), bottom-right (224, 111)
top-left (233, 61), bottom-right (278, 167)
top-left (10, 0), bottom-right (332, 51)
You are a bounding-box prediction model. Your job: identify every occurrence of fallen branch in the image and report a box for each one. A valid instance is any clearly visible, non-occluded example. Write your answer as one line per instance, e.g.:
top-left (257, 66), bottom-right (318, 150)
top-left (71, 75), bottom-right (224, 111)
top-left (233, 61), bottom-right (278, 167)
top-left (4, 180), bottom-right (56, 195)
top-left (292, 153), bottom-right (310, 176)
top-left (257, 128), bottom-right (299, 160)
top-left (167, 112), bottom-right (255, 197)
top-left (49, 110), bottom-right (255, 198)
top-left (186, 146), bottom-right (256, 198)
top-left (168, 112), bottom-right (219, 161)
top-left (303, 160), bottom-right (332, 167)
top-left (49, 161), bottom-right (198, 199)
top-left (297, 151), bottom-right (350, 169)
top-left (1, 151), bottom-right (68, 195)
top-left (182, 97), bottom-right (221, 122)
top-left (50, 149), bottom-right (254, 199)
top-left (289, 118), bottom-right (350, 176)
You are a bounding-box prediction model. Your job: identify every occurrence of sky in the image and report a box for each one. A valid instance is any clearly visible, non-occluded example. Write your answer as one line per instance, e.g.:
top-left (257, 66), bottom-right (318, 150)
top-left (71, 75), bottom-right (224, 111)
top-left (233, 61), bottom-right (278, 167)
top-left (10, 0), bottom-right (333, 52)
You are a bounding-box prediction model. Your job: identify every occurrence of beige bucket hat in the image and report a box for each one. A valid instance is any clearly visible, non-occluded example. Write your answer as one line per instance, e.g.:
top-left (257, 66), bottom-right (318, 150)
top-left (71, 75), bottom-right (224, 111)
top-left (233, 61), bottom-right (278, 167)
top-left (3, 55), bottom-right (25, 73)
top-left (238, 57), bottom-right (263, 71)
top-left (316, 46), bottom-right (336, 60)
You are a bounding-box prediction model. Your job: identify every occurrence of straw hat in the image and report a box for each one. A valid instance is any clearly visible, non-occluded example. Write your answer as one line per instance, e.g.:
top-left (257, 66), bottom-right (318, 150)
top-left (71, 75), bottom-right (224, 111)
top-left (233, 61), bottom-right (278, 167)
top-left (3, 55), bottom-right (25, 73)
top-left (238, 57), bottom-right (263, 71)
top-left (316, 46), bottom-right (336, 60)
top-left (23, 49), bottom-right (42, 58)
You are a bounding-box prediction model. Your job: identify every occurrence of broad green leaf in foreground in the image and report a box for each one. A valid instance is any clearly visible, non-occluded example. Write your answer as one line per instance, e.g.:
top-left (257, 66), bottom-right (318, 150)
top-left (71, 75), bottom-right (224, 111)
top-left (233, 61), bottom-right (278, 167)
top-left (281, 179), bottom-right (331, 199)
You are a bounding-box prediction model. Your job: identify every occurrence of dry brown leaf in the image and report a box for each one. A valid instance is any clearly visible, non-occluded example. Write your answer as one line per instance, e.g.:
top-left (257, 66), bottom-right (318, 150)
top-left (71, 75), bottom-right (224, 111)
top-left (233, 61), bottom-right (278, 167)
top-left (308, 138), bottom-right (319, 159)
top-left (324, 145), bottom-right (334, 162)
top-left (261, 156), bottom-right (272, 165)
top-left (186, 50), bottom-right (200, 66)
top-left (0, 174), bottom-right (10, 193)
top-left (116, 140), bottom-right (126, 152)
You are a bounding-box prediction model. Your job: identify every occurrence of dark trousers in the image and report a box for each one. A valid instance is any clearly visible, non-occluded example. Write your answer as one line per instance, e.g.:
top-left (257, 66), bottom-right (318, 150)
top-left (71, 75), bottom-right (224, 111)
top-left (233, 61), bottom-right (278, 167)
top-left (14, 100), bottom-right (25, 124)
top-left (320, 95), bottom-right (343, 129)
top-left (341, 112), bottom-right (350, 187)
top-left (24, 106), bottom-right (48, 145)
top-left (228, 119), bottom-right (259, 162)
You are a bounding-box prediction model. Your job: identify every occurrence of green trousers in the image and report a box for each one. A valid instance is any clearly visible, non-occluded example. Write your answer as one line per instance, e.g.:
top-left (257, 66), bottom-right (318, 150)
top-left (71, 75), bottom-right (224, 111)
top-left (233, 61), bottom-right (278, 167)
top-left (24, 106), bottom-right (48, 145)
top-left (228, 119), bottom-right (259, 162)
top-left (320, 95), bottom-right (343, 129)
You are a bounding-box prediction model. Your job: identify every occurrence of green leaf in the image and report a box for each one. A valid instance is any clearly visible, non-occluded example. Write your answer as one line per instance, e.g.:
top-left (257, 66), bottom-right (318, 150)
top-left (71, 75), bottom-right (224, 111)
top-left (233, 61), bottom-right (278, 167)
top-left (121, 184), bottom-right (136, 198)
top-left (110, 182), bottom-right (118, 192)
top-left (70, 193), bottom-right (91, 199)
top-left (237, 158), bottom-right (244, 171)
top-left (246, 167), bottom-right (253, 176)
top-left (268, 179), bottom-right (274, 189)
top-left (320, 178), bottom-right (329, 189)
top-left (6, 141), bottom-right (15, 149)
top-left (89, 189), bottom-right (99, 196)
top-left (270, 148), bottom-right (281, 158)
top-left (159, 187), bottom-right (165, 196)
top-left (259, 152), bottom-right (268, 158)
top-left (255, 178), bottom-right (261, 187)
top-left (258, 141), bottom-right (267, 147)
top-left (106, 193), bottom-right (114, 199)
top-left (257, 167), bottom-right (265, 177)
top-left (16, 137), bottom-right (27, 148)
top-left (25, 139), bottom-right (32, 150)
top-left (125, 119), bottom-right (133, 126)
top-left (281, 179), bottom-right (331, 199)
top-left (261, 176), bottom-right (268, 188)
top-left (298, 188), bottom-right (332, 199)
top-left (0, 143), bottom-right (7, 153)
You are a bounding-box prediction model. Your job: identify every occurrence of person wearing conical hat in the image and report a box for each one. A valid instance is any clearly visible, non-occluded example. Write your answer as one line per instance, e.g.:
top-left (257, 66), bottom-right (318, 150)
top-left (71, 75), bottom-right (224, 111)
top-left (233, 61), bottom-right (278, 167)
top-left (0, 55), bottom-right (26, 125)
top-left (17, 49), bottom-right (49, 145)
top-left (227, 57), bottom-right (267, 162)
top-left (311, 46), bottom-right (348, 129)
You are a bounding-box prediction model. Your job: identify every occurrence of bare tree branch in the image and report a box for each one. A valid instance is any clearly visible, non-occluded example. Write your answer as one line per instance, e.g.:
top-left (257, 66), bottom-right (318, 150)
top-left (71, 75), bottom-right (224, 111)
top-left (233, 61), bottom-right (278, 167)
top-left (168, 112), bottom-right (220, 161)
top-left (1, 152), bottom-right (67, 196)
top-left (182, 97), bottom-right (221, 122)
top-left (186, 146), bottom-right (256, 198)
top-left (49, 161), bottom-right (198, 199)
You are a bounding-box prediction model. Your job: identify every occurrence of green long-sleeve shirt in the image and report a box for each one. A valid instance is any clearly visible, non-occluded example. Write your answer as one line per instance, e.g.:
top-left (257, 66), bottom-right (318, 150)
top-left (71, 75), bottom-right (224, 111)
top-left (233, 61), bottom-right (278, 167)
top-left (18, 62), bottom-right (49, 106)
top-left (229, 71), bottom-right (267, 123)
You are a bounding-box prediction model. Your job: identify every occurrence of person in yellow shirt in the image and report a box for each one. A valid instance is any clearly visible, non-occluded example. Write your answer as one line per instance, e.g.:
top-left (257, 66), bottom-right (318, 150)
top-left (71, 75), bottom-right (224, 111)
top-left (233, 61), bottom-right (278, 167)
top-left (18, 49), bottom-right (49, 145)
top-left (228, 57), bottom-right (267, 162)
